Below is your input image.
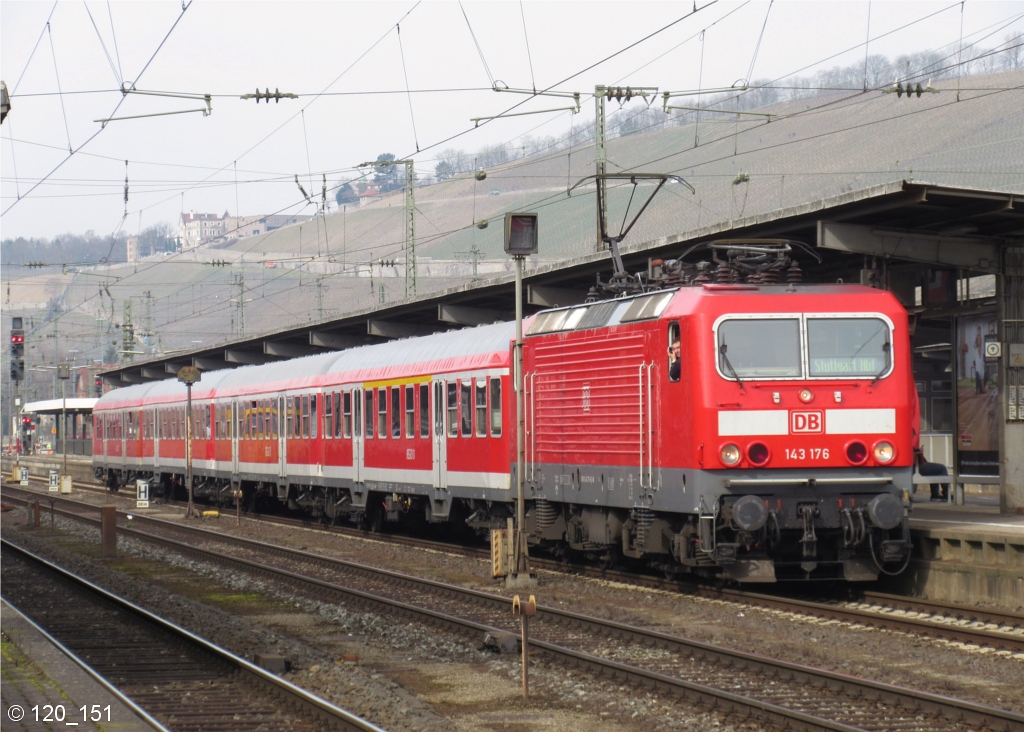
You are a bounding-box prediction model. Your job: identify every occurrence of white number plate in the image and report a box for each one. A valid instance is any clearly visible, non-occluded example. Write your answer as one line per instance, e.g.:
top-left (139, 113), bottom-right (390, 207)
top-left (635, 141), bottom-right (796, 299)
top-left (785, 447), bottom-right (830, 460)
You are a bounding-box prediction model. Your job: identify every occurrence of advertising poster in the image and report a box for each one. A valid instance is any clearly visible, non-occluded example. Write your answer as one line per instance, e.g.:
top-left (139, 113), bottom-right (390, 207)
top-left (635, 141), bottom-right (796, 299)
top-left (956, 313), bottom-right (1000, 476)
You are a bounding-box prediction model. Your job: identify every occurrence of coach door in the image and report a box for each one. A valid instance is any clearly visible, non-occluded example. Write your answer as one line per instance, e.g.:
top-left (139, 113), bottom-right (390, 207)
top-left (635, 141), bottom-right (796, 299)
top-left (153, 408), bottom-right (161, 469)
top-left (278, 396), bottom-right (287, 479)
top-left (432, 378), bottom-right (448, 489)
top-left (351, 388), bottom-right (364, 483)
top-left (231, 400), bottom-right (240, 475)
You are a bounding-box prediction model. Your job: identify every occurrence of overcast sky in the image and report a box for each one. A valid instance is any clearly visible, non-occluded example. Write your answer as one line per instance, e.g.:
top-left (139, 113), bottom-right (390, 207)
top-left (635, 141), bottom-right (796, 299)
top-left (2, 0), bottom-right (1022, 241)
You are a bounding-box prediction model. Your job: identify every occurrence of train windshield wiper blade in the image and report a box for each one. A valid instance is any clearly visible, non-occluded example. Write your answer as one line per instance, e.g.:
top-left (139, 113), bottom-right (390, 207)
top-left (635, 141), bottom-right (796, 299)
top-left (719, 343), bottom-right (744, 388)
top-left (869, 341), bottom-right (892, 386)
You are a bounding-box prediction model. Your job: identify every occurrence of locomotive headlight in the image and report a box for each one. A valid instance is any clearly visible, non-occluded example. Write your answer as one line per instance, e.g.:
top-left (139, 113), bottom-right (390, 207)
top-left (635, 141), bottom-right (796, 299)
top-left (720, 444), bottom-right (742, 466)
top-left (798, 388), bottom-right (814, 403)
top-left (873, 441), bottom-right (895, 464)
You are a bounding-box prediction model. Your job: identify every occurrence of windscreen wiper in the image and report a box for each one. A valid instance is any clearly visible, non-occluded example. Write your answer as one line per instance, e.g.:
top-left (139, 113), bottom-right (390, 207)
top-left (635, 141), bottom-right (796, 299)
top-left (869, 341), bottom-right (891, 386)
top-left (719, 343), bottom-right (744, 388)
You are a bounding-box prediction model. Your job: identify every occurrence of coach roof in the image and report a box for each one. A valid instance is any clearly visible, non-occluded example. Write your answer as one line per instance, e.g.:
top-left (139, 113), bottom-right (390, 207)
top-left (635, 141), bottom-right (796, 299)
top-left (97, 321), bottom-right (516, 406)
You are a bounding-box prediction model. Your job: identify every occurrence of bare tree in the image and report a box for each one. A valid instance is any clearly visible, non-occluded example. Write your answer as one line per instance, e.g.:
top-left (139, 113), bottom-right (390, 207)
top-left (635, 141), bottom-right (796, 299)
top-left (1001, 32), bottom-right (1024, 70)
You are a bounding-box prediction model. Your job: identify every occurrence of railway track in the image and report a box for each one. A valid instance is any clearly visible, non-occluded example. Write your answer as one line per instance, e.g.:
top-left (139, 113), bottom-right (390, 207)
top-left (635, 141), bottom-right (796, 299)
top-left (5, 478), bottom-right (1022, 650)
top-left (0, 539), bottom-right (384, 732)
top-left (5, 489), bottom-right (1024, 732)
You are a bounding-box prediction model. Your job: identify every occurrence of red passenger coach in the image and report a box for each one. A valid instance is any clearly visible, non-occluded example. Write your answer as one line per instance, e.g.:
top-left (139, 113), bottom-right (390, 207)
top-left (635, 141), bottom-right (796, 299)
top-left (95, 270), bottom-right (917, 582)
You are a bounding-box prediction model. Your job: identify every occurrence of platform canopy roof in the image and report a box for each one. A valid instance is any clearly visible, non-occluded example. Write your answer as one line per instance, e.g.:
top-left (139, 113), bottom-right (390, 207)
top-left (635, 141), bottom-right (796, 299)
top-left (23, 398), bottom-right (98, 415)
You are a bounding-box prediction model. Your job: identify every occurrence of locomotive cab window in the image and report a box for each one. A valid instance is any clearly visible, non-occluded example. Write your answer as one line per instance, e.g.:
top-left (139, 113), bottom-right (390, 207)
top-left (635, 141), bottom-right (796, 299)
top-left (807, 317), bottom-right (891, 378)
top-left (717, 318), bottom-right (801, 380)
top-left (668, 321), bottom-right (681, 382)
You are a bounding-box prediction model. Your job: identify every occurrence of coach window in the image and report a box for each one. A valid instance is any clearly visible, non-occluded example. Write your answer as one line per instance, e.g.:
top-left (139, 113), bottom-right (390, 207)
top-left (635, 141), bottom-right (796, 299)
top-left (365, 389), bottom-right (374, 438)
top-left (324, 391), bottom-right (333, 439)
top-left (405, 385), bottom-right (415, 438)
top-left (252, 400), bottom-right (259, 439)
top-left (391, 387), bottom-right (401, 438)
top-left (299, 395), bottom-right (308, 438)
top-left (354, 390), bottom-right (362, 438)
top-left (378, 388), bottom-right (387, 438)
top-left (285, 397), bottom-right (293, 438)
top-left (447, 381), bottom-right (458, 437)
top-left (272, 399), bottom-right (279, 438)
top-left (668, 321), bottom-right (681, 382)
top-left (334, 392), bottom-right (342, 438)
top-left (343, 391), bottom-right (352, 438)
top-left (257, 401), bottom-right (265, 439)
top-left (310, 394), bottom-right (317, 439)
top-left (475, 379), bottom-right (487, 437)
top-left (419, 383), bottom-right (429, 438)
top-left (461, 380), bottom-right (472, 437)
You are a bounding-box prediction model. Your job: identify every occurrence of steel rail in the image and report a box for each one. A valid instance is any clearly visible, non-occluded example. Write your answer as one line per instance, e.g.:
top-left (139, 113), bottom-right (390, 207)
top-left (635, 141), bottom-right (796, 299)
top-left (5, 476), bottom-right (1022, 643)
top-left (2, 598), bottom-right (171, 732)
top-left (7, 491), bottom-right (1023, 732)
top-left (0, 538), bottom-right (388, 732)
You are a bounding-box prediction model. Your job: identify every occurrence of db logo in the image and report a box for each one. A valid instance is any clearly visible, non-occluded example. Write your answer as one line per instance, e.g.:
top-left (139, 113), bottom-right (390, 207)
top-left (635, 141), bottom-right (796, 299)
top-left (791, 410), bottom-right (823, 434)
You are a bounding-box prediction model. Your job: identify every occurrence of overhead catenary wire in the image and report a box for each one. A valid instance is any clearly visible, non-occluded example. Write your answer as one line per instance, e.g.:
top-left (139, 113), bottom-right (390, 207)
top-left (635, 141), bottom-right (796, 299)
top-left (520, 1), bottom-right (537, 92)
top-left (106, 1), bottom-right (124, 86)
top-left (83, 0), bottom-right (123, 87)
top-left (1, 0), bottom-right (194, 216)
top-left (396, 23), bottom-right (420, 152)
top-left (9, 4), bottom-right (1019, 350)
top-left (46, 22), bottom-right (73, 153)
top-left (745, 0), bottom-right (773, 88)
top-left (459, 1), bottom-right (495, 87)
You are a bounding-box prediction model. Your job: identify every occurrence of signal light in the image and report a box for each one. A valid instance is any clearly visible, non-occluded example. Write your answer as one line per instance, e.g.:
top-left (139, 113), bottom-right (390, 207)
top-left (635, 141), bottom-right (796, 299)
top-left (11, 334), bottom-right (23, 343)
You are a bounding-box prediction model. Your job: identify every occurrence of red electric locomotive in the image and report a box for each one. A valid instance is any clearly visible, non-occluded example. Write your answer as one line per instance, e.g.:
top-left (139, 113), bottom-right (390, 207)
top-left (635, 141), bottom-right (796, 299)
top-left (94, 244), bottom-right (917, 582)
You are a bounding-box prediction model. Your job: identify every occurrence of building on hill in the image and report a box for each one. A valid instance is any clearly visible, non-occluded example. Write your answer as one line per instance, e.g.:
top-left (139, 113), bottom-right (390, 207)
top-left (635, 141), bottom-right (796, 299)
top-left (178, 211), bottom-right (227, 250)
top-left (218, 213), bottom-right (314, 242)
top-left (126, 236), bottom-right (139, 262)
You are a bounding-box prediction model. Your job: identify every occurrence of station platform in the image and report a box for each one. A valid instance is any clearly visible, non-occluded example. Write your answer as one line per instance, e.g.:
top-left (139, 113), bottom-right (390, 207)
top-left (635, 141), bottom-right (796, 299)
top-left (898, 490), bottom-right (1024, 609)
top-left (2, 454), bottom-right (95, 483)
top-left (1, 600), bottom-right (157, 731)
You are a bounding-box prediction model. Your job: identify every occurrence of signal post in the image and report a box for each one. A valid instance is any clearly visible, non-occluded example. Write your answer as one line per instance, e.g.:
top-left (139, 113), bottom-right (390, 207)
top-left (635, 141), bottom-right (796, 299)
top-left (504, 213), bottom-right (538, 589)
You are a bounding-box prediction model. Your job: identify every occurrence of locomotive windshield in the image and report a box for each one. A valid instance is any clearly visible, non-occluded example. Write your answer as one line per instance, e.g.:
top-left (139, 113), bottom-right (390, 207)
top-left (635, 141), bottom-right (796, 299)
top-left (716, 314), bottom-right (894, 380)
top-left (717, 318), bottom-right (801, 378)
top-left (807, 317), bottom-right (890, 377)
